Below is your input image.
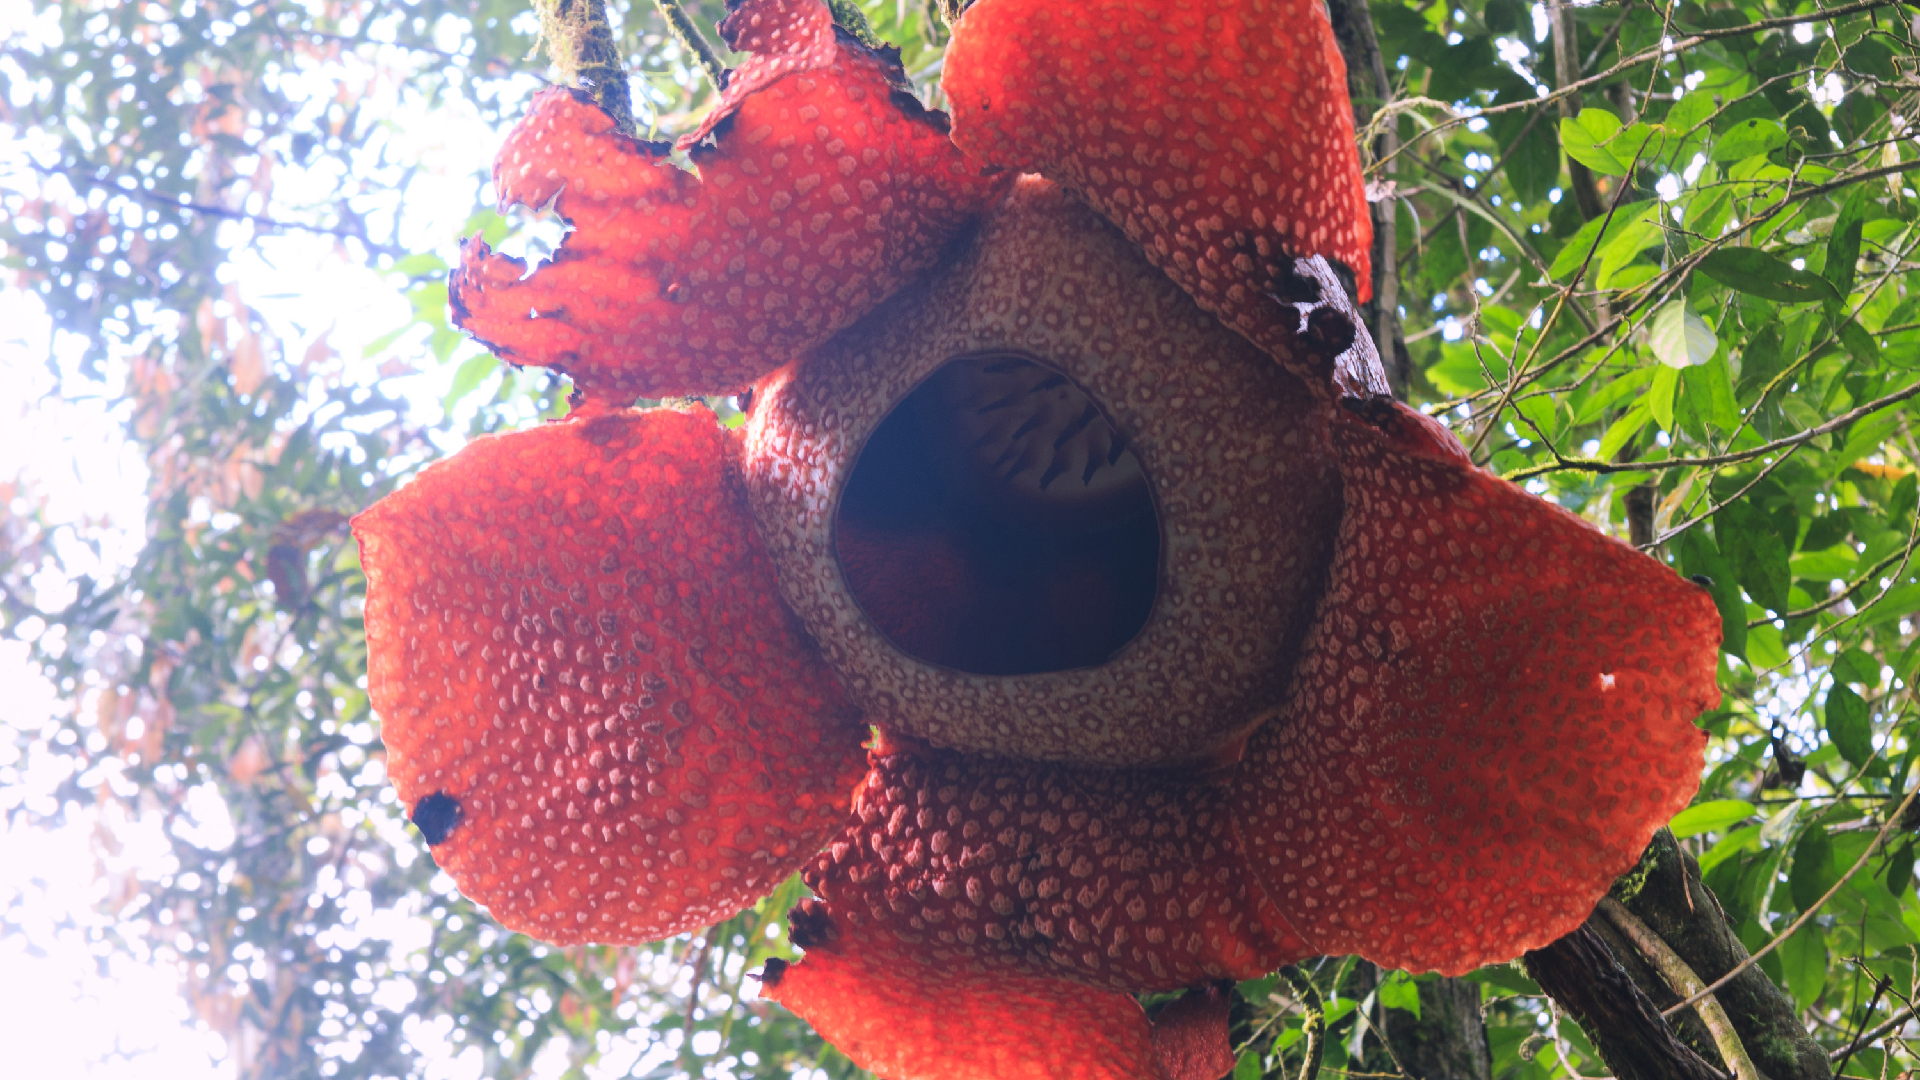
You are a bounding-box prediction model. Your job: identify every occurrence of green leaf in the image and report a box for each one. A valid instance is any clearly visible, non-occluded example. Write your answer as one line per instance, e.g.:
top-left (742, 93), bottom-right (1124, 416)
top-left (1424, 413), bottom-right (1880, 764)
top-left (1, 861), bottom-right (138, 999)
top-left (1572, 365), bottom-right (1656, 426)
top-left (1699, 825), bottom-right (1763, 874)
top-left (1845, 38), bottom-right (1897, 81)
top-left (1605, 122), bottom-right (1659, 169)
top-left (1838, 319), bottom-right (1880, 367)
top-left (1716, 499), bottom-right (1791, 615)
top-left (1597, 400), bottom-right (1651, 461)
top-left (1681, 355), bottom-right (1739, 433)
top-left (386, 251), bottom-right (449, 278)
top-left (1650, 301), bottom-right (1719, 368)
top-left (1777, 923), bottom-right (1828, 1005)
top-left (1696, 247), bottom-right (1838, 303)
top-left (360, 323), bottom-right (413, 359)
top-left (1790, 826), bottom-right (1836, 912)
top-left (1711, 117), bottom-right (1789, 162)
top-left (1665, 89), bottom-right (1715, 139)
top-left (429, 324), bottom-right (465, 364)
top-left (1826, 185), bottom-right (1873, 300)
top-left (1686, 189), bottom-right (1732, 235)
top-left (1669, 799), bottom-right (1757, 837)
top-left (1837, 411), bottom-right (1904, 475)
top-left (1232, 1050), bottom-right (1263, 1080)
top-left (1549, 200), bottom-right (1654, 279)
top-left (1561, 108), bottom-right (1630, 174)
top-left (1886, 840), bottom-right (1916, 899)
top-left (1833, 647), bottom-right (1881, 689)
top-left (1826, 684), bottom-right (1874, 767)
top-left (1676, 530), bottom-right (1748, 659)
top-left (1595, 211), bottom-right (1664, 289)
top-left (1649, 364), bottom-right (1679, 430)
top-left (1377, 970), bottom-right (1422, 1019)
top-left (444, 351), bottom-right (500, 412)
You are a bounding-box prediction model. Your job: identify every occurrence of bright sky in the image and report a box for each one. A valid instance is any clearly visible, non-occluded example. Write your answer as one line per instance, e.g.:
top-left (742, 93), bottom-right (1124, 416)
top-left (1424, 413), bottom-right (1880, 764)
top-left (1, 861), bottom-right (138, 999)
top-left (0, 9), bottom-right (533, 1070)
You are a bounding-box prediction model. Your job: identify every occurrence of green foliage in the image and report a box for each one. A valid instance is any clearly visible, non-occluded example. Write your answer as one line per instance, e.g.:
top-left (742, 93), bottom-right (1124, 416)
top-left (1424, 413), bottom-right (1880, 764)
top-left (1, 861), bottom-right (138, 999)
top-left (1243, 0), bottom-right (1920, 1073)
top-left (1, 1), bottom-right (830, 1077)
top-left (4, 0), bottom-right (1919, 1077)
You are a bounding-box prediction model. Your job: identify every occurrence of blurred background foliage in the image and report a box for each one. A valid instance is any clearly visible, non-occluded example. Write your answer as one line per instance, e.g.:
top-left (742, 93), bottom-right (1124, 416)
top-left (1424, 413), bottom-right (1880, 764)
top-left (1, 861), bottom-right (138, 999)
top-left (0, 0), bottom-right (1917, 1077)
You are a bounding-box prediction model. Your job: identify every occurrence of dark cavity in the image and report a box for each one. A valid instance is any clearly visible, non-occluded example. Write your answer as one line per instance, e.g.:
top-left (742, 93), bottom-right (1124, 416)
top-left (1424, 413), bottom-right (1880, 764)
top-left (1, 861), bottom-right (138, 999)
top-left (835, 353), bottom-right (1160, 676)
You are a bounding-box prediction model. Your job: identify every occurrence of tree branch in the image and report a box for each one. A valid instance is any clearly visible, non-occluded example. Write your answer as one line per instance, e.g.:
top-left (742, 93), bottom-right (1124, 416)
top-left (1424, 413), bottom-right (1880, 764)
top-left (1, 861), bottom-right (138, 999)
top-left (651, 0), bottom-right (726, 93)
top-left (1597, 898), bottom-right (1765, 1080)
top-left (536, 0), bottom-right (636, 132)
top-left (1524, 923), bottom-right (1727, 1080)
top-left (1504, 377), bottom-right (1920, 482)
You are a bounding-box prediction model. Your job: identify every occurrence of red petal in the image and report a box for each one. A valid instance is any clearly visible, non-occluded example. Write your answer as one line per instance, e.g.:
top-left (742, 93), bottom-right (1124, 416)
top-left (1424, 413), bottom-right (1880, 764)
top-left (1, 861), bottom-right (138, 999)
top-left (943, 0), bottom-right (1376, 380)
top-left (1232, 401), bottom-right (1718, 974)
top-left (679, 0), bottom-right (838, 147)
top-left (353, 407), bottom-right (866, 944)
top-left (761, 900), bottom-right (1167, 1080)
top-left (805, 745), bottom-right (1305, 993)
top-left (1151, 986), bottom-right (1238, 1080)
top-left (452, 4), bottom-right (1006, 400)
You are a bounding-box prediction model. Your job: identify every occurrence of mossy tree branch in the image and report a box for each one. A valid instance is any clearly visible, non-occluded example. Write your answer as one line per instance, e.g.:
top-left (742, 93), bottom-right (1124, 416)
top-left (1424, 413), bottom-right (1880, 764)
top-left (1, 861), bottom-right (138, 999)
top-left (651, 0), bottom-right (726, 93)
top-left (534, 0), bottom-right (637, 132)
top-left (1610, 830), bottom-right (1834, 1080)
top-left (1524, 924), bottom-right (1727, 1080)
top-left (1597, 897), bottom-right (1767, 1080)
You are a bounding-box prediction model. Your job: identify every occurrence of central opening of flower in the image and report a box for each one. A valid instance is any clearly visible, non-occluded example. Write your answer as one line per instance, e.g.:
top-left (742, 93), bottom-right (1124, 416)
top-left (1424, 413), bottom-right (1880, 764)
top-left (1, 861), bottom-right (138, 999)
top-left (835, 353), bottom-right (1160, 676)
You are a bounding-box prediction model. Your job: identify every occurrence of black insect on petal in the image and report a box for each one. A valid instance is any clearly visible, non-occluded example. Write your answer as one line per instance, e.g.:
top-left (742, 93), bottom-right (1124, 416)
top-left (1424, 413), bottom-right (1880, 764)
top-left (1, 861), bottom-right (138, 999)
top-left (412, 792), bottom-right (463, 846)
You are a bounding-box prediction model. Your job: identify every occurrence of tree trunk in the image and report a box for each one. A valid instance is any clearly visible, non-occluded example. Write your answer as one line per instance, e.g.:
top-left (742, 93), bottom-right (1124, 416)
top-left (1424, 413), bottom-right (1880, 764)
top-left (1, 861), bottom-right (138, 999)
top-left (1547, 0), bottom-right (1607, 222)
top-left (1343, 961), bottom-right (1493, 1080)
top-left (1385, 978), bottom-right (1494, 1080)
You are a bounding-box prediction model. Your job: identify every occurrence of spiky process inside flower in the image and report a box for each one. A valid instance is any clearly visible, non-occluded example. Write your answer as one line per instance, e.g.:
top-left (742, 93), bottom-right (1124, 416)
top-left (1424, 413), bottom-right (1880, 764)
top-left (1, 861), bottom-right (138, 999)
top-left (353, 0), bottom-right (1724, 1076)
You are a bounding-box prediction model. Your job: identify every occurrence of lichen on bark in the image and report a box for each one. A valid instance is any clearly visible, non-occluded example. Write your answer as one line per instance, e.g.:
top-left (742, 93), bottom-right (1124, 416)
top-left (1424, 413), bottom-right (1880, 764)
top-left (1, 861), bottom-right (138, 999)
top-left (532, 0), bottom-right (636, 132)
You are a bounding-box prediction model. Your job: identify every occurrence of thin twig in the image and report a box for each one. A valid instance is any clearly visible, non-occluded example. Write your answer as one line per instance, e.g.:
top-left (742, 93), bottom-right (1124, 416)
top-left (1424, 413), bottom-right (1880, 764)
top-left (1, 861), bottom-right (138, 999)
top-left (680, 932), bottom-right (713, 1061)
top-left (1372, 0), bottom-right (1901, 173)
top-left (1747, 531), bottom-right (1920, 629)
top-left (1465, 133), bottom-right (1651, 461)
top-left (1504, 378), bottom-right (1920, 482)
top-left (19, 163), bottom-right (386, 247)
top-left (1831, 1003), bottom-right (1919, 1062)
top-left (1833, 974), bottom-right (1892, 1079)
top-left (1411, 170), bottom-right (1589, 331)
top-left (1438, 156), bottom-right (1920, 422)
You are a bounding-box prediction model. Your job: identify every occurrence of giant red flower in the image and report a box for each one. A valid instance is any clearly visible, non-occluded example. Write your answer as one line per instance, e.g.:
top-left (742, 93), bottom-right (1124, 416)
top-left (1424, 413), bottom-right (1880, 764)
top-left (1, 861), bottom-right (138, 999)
top-left (354, 0), bottom-right (1722, 1076)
